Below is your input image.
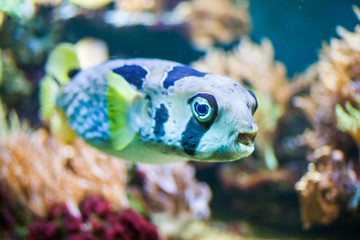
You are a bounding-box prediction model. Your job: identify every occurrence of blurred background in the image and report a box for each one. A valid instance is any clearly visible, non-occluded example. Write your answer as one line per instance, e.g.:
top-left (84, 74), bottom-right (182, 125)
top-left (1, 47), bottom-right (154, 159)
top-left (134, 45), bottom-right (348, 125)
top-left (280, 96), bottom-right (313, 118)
top-left (1, 0), bottom-right (360, 239)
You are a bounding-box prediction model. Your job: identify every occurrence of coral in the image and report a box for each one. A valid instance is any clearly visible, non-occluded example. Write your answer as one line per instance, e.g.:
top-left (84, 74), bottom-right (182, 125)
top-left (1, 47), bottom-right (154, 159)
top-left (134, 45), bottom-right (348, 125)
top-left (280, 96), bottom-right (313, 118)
top-left (115, 0), bottom-right (168, 13)
top-left (294, 7), bottom-right (360, 228)
top-left (219, 161), bottom-right (297, 191)
top-left (295, 147), bottom-right (357, 230)
top-left (294, 8), bottom-right (360, 150)
top-left (0, 101), bottom-right (129, 218)
top-left (29, 195), bottom-right (160, 240)
top-left (135, 162), bottom-right (211, 237)
top-left (175, 0), bottom-right (250, 49)
top-left (193, 37), bottom-right (309, 169)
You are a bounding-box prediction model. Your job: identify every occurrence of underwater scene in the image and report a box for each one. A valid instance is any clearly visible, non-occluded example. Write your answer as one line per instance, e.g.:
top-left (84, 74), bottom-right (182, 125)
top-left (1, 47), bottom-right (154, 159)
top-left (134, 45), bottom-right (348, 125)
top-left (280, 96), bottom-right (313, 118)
top-left (1, 0), bottom-right (360, 239)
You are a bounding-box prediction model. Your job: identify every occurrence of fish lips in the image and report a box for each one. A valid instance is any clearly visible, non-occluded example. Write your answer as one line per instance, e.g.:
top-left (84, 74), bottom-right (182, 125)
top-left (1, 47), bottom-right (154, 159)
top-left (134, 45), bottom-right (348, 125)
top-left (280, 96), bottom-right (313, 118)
top-left (236, 131), bottom-right (257, 154)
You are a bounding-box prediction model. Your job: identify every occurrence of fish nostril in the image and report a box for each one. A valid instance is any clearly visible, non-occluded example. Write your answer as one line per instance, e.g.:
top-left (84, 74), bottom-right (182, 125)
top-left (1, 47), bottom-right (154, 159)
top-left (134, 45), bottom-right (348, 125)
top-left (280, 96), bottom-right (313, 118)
top-left (237, 132), bottom-right (257, 146)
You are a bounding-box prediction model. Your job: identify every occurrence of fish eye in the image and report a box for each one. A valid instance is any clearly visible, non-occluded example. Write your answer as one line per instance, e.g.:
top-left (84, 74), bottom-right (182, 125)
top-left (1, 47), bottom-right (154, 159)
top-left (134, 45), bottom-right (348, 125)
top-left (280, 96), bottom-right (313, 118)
top-left (191, 97), bottom-right (213, 122)
top-left (191, 96), bottom-right (214, 122)
top-left (248, 90), bottom-right (258, 115)
top-left (188, 93), bottom-right (218, 125)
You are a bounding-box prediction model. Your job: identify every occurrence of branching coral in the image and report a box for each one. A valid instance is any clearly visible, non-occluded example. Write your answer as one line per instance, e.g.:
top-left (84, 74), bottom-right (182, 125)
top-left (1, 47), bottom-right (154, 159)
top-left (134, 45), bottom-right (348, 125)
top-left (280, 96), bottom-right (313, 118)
top-left (295, 147), bottom-right (357, 230)
top-left (294, 6), bottom-right (360, 229)
top-left (294, 7), bottom-right (360, 150)
top-left (0, 101), bottom-right (129, 218)
top-left (135, 162), bottom-right (211, 237)
top-left (115, 0), bottom-right (168, 13)
top-left (175, 0), bottom-right (250, 49)
top-left (193, 37), bottom-right (309, 169)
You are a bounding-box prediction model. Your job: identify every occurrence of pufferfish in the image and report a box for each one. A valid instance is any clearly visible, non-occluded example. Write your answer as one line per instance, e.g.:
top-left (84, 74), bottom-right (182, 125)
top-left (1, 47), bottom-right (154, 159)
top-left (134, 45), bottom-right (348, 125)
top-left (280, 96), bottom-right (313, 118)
top-left (40, 43), bottom-right (258, 163)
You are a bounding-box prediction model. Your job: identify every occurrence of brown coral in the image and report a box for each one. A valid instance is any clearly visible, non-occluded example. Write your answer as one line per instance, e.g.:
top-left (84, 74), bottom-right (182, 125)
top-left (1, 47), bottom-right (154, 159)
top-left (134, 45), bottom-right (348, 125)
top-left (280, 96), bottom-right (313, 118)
top-left (294, 7), bottom-right (360, 150)
top-left (135, 162), bottom-right (211, 236)
top-left (0, 103), bottom-right (129, 217)
top-left (295, 147), bottom-right (357, 230)
top-left (116, 0), bottom-right (167, 13)
top-left (294, 6), bottom-right (360, 229)
top-left (176, 0), bottom-right (250, 49)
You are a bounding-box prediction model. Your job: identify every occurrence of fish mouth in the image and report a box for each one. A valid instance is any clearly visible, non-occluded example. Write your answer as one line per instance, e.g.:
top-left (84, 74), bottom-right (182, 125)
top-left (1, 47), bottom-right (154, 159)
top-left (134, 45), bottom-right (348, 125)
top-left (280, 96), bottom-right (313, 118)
top-left (237, 131), bottom-right (257, 147)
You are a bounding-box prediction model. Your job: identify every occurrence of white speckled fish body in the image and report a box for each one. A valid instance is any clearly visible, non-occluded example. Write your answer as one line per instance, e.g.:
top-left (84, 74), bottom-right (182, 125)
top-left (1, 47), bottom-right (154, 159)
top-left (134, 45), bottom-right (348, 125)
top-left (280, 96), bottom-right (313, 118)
top-left (57, 58), bottom-right (258, 163)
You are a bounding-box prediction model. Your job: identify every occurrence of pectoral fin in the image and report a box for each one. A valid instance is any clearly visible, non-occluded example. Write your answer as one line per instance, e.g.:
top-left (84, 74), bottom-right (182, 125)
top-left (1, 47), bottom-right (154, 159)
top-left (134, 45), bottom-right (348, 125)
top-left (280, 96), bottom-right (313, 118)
top-left (107, 71), bottom-right (140, 150)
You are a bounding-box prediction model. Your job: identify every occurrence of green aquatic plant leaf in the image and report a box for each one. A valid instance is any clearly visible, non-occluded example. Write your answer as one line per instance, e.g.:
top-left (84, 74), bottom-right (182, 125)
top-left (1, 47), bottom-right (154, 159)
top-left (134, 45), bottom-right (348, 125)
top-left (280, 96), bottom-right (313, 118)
top-left (264, 143), bottom-right (279, 170)
top-left (335, 100), bottom-right (360, 146)
top-left (336, 101), bottom-right (360, 133)
top-left (254, 92), bottom-right (282, 170)
top-left (0, 99), bottom-right (7, 139)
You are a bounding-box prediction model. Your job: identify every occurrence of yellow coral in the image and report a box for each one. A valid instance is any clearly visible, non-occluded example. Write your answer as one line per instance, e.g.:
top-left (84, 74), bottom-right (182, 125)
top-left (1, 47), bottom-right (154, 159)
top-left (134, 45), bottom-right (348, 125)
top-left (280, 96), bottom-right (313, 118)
top-left (295, 6), bottom-right (360, 150)
top-left (116, 0), bottom-right (165, 13)
top-left (295, 6), bottom-right (360, 229)
top-left (295, 147), bottom-right (357, 230)
top-left (0, 101), bottom-right (129, 217)
top-left (176, 0), bottom-right (250, 49)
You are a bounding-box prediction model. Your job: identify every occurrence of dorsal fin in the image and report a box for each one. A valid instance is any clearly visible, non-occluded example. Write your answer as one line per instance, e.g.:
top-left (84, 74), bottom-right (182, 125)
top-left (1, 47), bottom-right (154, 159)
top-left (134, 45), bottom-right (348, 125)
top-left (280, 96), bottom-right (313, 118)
top-left (40, 43), bottom-right (80, 143)
top-left (107, 71), bottom-right (141, 150)
top-left (45, 43), bottom-right (80, 85)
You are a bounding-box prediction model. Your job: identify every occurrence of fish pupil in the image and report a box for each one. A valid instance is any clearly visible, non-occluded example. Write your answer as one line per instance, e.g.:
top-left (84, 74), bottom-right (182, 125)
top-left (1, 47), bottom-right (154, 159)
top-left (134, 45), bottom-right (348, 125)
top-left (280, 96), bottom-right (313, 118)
top-left (195, 102), bottom-right (209, 116)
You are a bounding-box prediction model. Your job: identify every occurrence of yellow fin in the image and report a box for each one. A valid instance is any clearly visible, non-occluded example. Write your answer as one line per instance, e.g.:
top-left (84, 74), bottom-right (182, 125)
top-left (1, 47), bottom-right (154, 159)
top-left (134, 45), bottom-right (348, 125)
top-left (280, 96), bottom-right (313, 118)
top-left (107, 71), bottom-right (140, 150)
top-left (50, 109), bottom-right (76, 143)
top-left (40, 43), bottom-right (80, 142)
top-left (45, 43), bottom-right (80, 85)
top-left (40, 43), bottom-right (80, 121)
top-left (40, 75), bottom-right (59, 121)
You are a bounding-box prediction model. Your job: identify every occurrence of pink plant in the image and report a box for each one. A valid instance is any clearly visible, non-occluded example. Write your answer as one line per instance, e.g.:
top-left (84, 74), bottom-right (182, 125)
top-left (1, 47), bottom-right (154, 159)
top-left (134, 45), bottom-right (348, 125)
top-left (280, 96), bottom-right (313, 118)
top-left (27, 195), bottom-right (161, 240)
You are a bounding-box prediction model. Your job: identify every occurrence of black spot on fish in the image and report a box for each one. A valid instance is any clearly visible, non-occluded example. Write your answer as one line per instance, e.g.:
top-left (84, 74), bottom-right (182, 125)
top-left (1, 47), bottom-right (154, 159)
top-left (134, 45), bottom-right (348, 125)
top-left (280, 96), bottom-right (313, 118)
top-left (163, 65), bottom-right (206, 89)
top-left (181, 117), bottom-right (210, 156)
top-left (113, 65), bottom-right (147, 90)
top-left (154, 104), bottom-right (169, 139)
top-left (248, 90), bottom-right (258, 114)
top-left (68, 69), bottom-right (80, 79)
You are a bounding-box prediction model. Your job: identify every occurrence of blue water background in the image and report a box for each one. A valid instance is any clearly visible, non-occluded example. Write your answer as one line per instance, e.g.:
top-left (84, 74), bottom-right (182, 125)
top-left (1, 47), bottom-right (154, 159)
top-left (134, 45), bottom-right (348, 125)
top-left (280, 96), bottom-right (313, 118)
top-left (250, 0), bottom-right (359, 76)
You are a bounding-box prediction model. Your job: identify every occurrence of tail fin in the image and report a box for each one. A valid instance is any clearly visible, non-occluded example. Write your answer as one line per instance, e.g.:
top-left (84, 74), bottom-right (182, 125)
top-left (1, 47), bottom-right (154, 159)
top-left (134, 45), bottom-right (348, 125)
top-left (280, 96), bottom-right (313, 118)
top-left (40, 43), bottom-right (80, 142)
